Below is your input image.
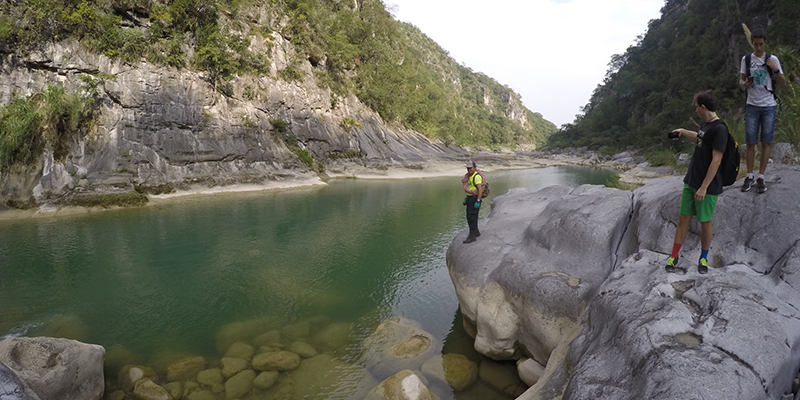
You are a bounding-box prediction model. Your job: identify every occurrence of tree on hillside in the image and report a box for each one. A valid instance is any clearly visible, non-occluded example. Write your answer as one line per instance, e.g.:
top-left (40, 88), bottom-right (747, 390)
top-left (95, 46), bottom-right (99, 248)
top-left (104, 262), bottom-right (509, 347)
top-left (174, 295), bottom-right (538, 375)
top-left (547, 0), bottom-right (800, 154)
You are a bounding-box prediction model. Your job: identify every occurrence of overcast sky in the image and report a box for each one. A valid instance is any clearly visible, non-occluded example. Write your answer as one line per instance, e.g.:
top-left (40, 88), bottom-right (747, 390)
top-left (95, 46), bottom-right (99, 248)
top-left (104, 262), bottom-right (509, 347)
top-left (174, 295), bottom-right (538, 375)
top-left (387, 0), bottom-right (666, 128)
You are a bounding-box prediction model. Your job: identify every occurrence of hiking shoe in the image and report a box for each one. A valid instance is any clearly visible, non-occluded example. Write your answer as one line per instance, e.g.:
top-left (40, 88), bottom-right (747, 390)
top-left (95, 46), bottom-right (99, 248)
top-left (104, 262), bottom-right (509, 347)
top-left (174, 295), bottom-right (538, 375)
top-left (665, 256), bottom-right (679, 273)
top-left (698, 258), bottom-right (709, 274)
top-left (756, 178), bottom-right (767, 194)
top-left (463, 236), bottom-right (476, 244)
top-left (741, 176), bottom-right (754, 192)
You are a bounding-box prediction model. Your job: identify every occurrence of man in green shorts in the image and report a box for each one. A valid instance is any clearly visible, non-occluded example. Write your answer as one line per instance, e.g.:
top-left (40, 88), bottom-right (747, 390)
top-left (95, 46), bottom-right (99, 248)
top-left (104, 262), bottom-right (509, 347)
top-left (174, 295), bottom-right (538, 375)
top-left (665, 90), bottom-right (728, 274)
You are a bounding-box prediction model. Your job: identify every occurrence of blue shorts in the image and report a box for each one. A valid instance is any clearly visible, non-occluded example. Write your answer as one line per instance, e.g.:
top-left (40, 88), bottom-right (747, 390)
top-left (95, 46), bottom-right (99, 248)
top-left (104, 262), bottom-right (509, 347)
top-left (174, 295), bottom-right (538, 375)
top-left (745, 105), bottom-right (776, 145)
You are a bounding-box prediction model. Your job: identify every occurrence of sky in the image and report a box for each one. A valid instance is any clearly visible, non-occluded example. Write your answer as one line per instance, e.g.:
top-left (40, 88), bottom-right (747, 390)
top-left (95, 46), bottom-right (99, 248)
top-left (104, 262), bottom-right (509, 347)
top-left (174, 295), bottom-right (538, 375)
top-left (387, 0), bottom-right (666, 128)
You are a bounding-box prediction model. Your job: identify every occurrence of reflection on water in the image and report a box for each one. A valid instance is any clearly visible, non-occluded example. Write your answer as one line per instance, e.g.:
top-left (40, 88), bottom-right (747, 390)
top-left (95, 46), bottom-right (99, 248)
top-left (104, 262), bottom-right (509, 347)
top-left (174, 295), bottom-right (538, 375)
top-left (0, 166), bottom-right (613, 399)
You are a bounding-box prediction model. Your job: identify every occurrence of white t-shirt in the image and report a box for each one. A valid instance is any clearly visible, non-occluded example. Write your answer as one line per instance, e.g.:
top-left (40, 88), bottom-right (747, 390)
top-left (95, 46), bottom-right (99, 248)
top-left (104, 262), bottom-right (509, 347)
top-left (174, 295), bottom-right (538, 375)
top-left (740, 53), bottom-right (783, 107)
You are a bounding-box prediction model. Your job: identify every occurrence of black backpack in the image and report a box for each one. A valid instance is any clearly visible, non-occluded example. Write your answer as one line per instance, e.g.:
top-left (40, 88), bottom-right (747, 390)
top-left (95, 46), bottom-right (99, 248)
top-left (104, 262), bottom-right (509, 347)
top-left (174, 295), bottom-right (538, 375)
top-left (720, 126), bottom-right (741, 186)
top-left (745, 53), bottom-right (778, 102)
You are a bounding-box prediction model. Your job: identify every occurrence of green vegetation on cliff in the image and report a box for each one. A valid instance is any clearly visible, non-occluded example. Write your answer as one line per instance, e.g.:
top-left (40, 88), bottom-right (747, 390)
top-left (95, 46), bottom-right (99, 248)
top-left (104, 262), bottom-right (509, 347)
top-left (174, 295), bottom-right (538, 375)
top-left (547, 0), bottom-right (800, 154)
top-left (0, 84), bottom-right (96, 171)
top-left (0, 0), bottom-right (555, 149)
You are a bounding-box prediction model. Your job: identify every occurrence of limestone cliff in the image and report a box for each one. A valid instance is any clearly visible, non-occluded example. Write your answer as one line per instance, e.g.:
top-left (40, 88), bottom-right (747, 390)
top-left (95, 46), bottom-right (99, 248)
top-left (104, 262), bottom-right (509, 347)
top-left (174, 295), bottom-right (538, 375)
top-left (0, 37), bottom-right (464, 209)
top-left (0, 1), bottom-right (558, 210)
top-left (447, 165), bottom-right (800, 399)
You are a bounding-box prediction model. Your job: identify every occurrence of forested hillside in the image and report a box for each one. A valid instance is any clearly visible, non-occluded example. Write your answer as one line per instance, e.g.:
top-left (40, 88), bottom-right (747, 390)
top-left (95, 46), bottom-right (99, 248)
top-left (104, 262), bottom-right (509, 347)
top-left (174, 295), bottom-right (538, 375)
top-left (0, 0), bottom-right (555, 166)
top-left (548, 0), bottom-right (800, 155)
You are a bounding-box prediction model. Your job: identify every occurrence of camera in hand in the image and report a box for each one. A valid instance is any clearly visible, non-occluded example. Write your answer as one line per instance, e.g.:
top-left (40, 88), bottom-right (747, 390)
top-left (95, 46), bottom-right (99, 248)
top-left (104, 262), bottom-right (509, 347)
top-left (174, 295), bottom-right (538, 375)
top-left (668, 131), bottom-right (680, 139)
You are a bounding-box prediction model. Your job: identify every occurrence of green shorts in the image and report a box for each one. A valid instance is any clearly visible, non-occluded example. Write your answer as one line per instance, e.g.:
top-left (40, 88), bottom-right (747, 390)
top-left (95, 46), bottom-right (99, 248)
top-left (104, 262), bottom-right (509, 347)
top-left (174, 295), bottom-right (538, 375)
top-left (679, 184), bottom-right (717, 222)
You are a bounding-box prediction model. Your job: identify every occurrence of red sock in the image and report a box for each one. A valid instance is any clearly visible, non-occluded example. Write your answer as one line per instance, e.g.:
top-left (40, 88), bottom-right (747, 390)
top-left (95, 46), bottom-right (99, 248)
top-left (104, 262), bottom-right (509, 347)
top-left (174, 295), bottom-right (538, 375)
top-left (671, 243), bottom-right (682, 258)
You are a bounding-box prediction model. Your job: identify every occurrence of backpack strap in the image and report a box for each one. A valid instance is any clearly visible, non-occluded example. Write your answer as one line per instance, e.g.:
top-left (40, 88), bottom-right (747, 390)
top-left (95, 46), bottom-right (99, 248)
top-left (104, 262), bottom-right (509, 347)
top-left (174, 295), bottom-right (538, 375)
top-left (744, 53), bottom-right (779, 103)
top-left (764, 54), bottom-right (773, 77)
top-left (745, 53), bottom-right (751, 77)
top-left (469, 171), bottom-right (485, 188)
top-left (764, 53), bottom-right (780, 103)
top-left (744, 53), bottom-right (751, 104)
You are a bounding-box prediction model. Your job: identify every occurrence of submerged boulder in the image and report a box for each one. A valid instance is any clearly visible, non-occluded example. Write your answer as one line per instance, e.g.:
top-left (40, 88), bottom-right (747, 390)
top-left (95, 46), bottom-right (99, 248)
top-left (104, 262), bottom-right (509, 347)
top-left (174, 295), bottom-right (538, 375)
top-left (289, 353), bottom-right (376, 399)
top-left (132, 378), bottom-right (171, 400)
top-left (118, 365), bottom-right (158, 393)
top-left (447, 165), bottom-right (800, 399)
top-left (365, 370), bottom-right (435, 400)
top-left (166, 356), bottom-right (206, 382)
top-left (361, 317), bottom-right (440, 380)
top-left (420, 353), bottom-right (478, 391)
top-left (252, 351), bottom-right (301, 371)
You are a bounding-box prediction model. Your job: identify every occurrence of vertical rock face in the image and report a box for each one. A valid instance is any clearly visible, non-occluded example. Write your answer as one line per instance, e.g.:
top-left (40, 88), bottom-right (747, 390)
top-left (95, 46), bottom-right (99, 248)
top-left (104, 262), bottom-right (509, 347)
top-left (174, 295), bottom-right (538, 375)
top-left (447, 184), bottom-right (633, 363)
top-left (0, 38), bottom-right (466, 208)
top-left (447, 165), bottom-right (800, 399)
top-left (0, 337), bottom-right (105, 400)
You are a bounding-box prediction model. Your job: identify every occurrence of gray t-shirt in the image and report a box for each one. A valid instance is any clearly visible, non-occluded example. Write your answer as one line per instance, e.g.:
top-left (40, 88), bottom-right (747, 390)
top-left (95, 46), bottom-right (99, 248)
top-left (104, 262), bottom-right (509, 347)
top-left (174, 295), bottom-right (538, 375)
top-left (740, 53), bottom-right (783, 107)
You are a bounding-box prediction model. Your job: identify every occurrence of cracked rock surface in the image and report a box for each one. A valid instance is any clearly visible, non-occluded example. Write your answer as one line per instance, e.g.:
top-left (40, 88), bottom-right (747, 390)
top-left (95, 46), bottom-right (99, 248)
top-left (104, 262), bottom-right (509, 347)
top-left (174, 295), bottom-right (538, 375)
top-left (447, 164), bottom-right (800, 399)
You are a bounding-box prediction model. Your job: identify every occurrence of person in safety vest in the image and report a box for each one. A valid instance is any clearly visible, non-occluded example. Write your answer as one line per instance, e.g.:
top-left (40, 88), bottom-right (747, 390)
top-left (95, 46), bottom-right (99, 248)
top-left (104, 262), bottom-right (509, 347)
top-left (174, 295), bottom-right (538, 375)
top-left (462, 160), bottom-right (484, 244)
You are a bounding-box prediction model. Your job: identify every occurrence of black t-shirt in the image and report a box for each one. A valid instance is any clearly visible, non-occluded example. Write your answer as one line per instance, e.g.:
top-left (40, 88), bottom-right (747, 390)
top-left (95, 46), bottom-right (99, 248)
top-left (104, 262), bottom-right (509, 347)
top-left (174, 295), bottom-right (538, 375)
top-left (684, 119), bottom-right (728, 195)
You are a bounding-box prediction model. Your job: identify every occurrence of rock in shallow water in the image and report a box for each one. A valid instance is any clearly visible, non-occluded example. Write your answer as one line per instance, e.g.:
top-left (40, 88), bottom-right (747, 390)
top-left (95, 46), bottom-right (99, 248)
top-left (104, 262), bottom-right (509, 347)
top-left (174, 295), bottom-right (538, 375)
top-left (420, 353), bottom-right (478, 391)
top-left (196, 368), bottom-right (223, 387)
top-left (361, 317), bottom-right (439, 380)
top-left (167, 356), bottom-right (206, 382)
top-left (118, 364), bottom-right (157, 393)
top-left (253, 370), bottom-right (279, 390)
top-left (289, 353), bottom-right (376, 399)
top-left (224, 369), bottom-right (256, 400)
top-left (252, 351), bottom-right (301, 371)
top-left (133, 378), bottom-right (171, 400)
top-left (220, 357), bottom-right (248, 378)
top-left (0, 337), bottom-right (104, 400)
top-left (365, 370), bottom-right (435, 400)
top-left (224, 341), bottom-right (255, 361)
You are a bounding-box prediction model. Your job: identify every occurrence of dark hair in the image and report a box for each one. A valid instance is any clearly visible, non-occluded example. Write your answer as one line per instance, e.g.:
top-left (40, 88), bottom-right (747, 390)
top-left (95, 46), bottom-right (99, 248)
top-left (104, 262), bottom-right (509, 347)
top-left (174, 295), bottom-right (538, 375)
top-left (693, 90), bottom-right (717, 112)
top-left (751, 29), bottom-right (767, 42)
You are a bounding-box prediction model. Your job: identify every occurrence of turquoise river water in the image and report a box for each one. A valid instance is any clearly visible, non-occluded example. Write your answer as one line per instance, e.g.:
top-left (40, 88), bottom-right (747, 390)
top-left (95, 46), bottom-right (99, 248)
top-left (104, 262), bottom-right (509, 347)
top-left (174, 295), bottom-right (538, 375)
top-left (0, 165), bottom-right (613, 400)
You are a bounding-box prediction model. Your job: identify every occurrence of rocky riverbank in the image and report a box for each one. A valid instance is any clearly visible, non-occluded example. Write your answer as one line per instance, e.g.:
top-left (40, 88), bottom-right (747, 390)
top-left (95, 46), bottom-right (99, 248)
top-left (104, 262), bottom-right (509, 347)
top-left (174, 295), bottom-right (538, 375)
top-left (0, 146), bottom-right (674, 220)
top-left (447, 164), bottom-right (800, 399)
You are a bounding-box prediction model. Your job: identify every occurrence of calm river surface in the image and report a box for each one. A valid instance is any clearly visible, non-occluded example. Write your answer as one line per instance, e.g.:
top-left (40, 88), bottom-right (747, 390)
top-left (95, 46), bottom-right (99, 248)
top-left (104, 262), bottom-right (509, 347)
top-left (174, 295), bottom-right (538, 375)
top-left (0, 165), bottom-right (613, 400)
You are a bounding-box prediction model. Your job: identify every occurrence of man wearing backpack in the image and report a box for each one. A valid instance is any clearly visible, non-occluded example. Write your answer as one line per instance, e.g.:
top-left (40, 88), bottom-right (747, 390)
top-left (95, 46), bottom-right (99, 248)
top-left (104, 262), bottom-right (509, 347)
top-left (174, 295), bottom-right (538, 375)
top-left (665, 90), bottom-right (728, 274)
top-left (462, 160), bottom-right (484, 244)
top-left (738, 29), bottom-right (787, 193)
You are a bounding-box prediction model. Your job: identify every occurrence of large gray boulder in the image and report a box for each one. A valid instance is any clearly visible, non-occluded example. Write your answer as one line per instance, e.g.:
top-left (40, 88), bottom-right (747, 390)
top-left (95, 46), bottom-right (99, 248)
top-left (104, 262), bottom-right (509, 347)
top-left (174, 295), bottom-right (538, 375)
top-left (0, 337), bottom-right (105, 400)
top-left (447, 164), bottom-right (800, 399)
top-left (562, 249), bottom-right (800, 400)
top-left (447, 184), bottom-right (633, 363)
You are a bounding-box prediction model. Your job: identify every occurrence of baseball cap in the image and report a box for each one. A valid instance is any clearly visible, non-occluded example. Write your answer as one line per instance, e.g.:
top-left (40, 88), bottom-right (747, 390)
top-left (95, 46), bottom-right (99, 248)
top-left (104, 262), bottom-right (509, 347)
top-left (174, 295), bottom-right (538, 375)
top-left (465, 160), bottom-right (476, 168)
